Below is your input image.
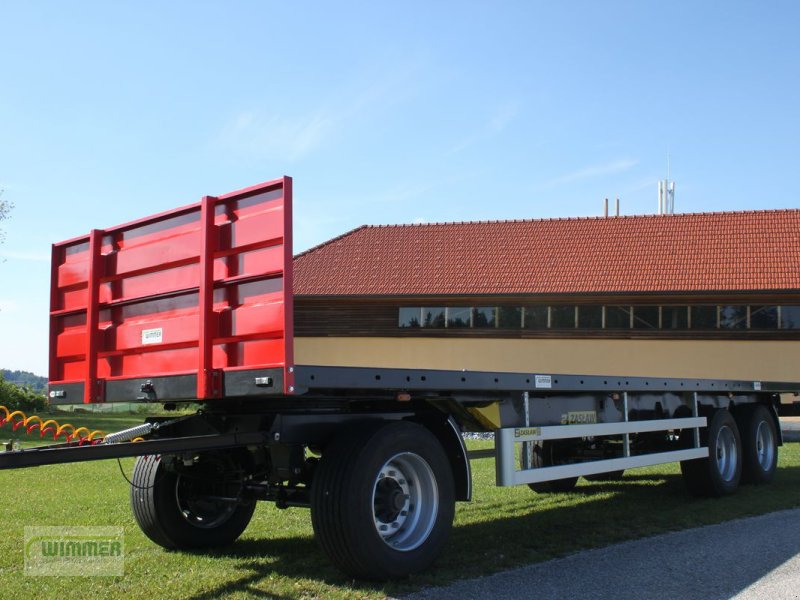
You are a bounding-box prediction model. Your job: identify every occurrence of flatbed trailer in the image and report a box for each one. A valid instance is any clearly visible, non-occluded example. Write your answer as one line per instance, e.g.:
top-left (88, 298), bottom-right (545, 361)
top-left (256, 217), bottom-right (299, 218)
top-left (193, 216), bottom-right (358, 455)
top-left (1, 177), bottom-right (797, 580)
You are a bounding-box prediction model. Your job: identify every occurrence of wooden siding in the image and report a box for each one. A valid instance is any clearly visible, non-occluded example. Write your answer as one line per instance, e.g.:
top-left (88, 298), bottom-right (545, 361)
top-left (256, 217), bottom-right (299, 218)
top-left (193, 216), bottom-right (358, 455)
top-left (294, 296), bottom-right (800, 341)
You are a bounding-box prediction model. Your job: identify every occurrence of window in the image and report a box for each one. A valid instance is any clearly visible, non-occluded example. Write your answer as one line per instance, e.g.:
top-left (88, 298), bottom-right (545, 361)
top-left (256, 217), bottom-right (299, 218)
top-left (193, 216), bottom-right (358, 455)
top-left (578, 305), bottom-right (603, 328)
top-left (633, 306), bottom-right (659, 329)
top-left (421, 307), bottom-right (446, 328)
top-left (523, 306), bottom-right (548, 329)
top-left (780, 306), bottom-right (800, 329)
top-left (397, 303), bottom-right (789, 333)
top-left (691, 306), bottom-right (717, 329)
top-left (719, 306), bottom-right (747, 330)
top-left (550, 306), bottom-right (576, 329)
top-left (662, 306), bottom-right (689, 329)
top-left (473, 307), bottom-right (496, 328)
top-left (446, 307), bottom-right (471, 328)
top-left (399, 307), bottom-right (421, 328)
top-left (605, 306), bottom-right (631, 329)
top-left (498, 307), bottom-right (522, 328)
top-left (750, 306), bottom-right (778, 329)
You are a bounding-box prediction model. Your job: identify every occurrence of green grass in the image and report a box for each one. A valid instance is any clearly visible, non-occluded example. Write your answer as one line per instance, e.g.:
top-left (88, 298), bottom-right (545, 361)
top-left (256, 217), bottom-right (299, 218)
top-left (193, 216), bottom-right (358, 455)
top-left (1, 415), bottom-right (799, 599)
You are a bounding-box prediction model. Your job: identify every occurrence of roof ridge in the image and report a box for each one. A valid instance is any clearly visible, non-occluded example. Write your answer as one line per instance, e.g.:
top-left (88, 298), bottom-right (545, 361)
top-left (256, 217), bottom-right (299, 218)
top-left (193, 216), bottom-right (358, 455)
top-left (356, 207), bottom-right (800, 229)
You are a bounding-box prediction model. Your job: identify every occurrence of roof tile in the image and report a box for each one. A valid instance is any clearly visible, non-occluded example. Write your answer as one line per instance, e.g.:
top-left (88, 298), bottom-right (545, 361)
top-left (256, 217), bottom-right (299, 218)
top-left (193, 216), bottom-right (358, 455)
top-left (293, 210), bottom-right (800, 296)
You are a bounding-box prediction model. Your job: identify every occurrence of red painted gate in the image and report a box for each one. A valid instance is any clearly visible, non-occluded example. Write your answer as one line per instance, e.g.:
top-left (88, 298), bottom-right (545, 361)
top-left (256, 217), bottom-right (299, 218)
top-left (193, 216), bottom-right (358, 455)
top-left (48, 177), bottom-right (294, 403)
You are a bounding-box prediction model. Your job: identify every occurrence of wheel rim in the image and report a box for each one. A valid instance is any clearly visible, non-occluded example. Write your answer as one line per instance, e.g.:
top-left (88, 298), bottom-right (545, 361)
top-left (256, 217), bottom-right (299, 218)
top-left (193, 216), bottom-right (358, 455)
top-left (715, 425), bottom-right (738, 482)
top-left (371, 452), bottom-right (439, 552)
top-left (175, 475), bottom-right (238, 529)
top-left (755, 420), bottom-right (775, 471)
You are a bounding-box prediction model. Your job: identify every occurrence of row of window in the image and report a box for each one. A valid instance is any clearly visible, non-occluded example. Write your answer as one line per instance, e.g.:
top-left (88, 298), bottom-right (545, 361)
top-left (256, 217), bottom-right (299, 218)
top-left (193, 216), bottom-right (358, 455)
top-left (398, 305), bottom-right (800, 330)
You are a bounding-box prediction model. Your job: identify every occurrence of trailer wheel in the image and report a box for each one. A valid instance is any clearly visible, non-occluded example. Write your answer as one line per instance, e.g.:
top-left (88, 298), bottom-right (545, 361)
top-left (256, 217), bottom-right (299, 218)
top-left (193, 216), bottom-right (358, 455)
top-left (736, 404), bottom-right (778, 485)
top-left (680, 409), bottom-right (742, 497)
top-left (310, 421), bottom-right (455, 580)
top-left (522, 441), bottom-right (579, 493)
top-left (130, 453), bottom-right (256, 550)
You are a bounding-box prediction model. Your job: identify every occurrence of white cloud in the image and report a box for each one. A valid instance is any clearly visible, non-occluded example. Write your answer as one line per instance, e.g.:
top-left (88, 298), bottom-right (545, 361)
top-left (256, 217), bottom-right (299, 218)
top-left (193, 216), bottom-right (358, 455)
top-left (218, 110), bottom-right (335, 162)
top-left (622, 176), bottom-right (661, 194)
top-left (216, 61), bottom-right (424, 163)
top-left (447, 102), bottom-right (520, 155)
top-left (0, 298), bottom-right (19, 313)
top-left (0, 249), bottom-right (51, 262)
top-left (488, 102), bottom-right (519, 133)
top-left (547, 158), bottom-right (639, 187)
top-left (368, 173), bottom-right (473, 206)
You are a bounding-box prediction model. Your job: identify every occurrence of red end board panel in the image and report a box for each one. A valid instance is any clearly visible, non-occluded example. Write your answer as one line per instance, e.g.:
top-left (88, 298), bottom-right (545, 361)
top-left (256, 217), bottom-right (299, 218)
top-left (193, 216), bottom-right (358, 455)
top-left (49, 177), bottom-right (294, 401)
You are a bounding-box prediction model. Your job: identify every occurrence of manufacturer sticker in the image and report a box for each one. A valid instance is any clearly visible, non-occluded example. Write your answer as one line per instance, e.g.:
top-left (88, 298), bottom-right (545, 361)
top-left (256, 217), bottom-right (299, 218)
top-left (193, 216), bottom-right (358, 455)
top-left (141, 327), bottom-right (163, 345)
top-left (514, 427), bottom-right (542, 438)
top-left (534, 375), bottom-right (552, 389)
top-left (753, 381), bottom-right (762, 391)
top-left (561, 411), bottom-right (597, 425)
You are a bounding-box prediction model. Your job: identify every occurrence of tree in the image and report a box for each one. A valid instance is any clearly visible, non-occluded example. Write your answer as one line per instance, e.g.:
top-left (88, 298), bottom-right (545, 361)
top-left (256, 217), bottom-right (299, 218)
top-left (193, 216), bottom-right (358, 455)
top-left (0, 372), bottom-right (47, 413)
top-left (1, 369), bottom-right (47, 393)
top-left (0, 189), bottom-right (10, 248)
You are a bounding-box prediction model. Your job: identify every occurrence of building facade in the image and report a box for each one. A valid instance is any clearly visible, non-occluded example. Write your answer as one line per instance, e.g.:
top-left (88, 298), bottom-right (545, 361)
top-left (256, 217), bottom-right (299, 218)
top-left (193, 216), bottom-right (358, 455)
top-left (293, 210), bottom-right (800, 382)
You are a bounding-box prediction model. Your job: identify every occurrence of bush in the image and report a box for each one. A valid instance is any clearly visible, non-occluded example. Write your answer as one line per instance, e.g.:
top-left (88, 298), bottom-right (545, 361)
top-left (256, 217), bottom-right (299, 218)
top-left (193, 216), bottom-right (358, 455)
top-left (0, 373), bottom-right (47, 413)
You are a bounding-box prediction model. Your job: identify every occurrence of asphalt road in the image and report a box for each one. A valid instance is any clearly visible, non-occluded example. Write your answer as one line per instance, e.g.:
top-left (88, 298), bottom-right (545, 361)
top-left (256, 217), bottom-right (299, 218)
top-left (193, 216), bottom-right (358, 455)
top-left (405, 424), bottom-right (800, 600)
top-left (402, 508), bottom-right (800, 600)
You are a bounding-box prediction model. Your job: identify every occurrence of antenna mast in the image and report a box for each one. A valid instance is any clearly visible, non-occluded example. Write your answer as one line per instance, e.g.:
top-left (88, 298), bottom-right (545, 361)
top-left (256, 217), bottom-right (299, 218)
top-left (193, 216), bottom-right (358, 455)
top-left (658, 154), bottom-right (675, 215)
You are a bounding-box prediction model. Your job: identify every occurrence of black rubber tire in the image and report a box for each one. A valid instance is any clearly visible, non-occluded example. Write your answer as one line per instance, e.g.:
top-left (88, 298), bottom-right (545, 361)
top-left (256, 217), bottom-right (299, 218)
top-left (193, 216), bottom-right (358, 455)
top-left (736, 404), bottom-right (778, 485)
top-left (310, 421), bottom-right (455, 580)
top-left (523, 441), bottom-right (579, 493)
top-left (584, 470), bottom-right (625, 482)
top-left (680, 409), bottom-right (742, 498)
top-left (130, 454), bottom-right (256, 550)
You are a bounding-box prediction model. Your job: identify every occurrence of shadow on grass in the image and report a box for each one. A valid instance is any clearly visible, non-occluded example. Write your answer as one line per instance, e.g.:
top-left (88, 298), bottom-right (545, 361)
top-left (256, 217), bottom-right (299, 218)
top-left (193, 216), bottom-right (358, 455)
top-left (180, 465), bottom-right (800, 599)
top-left (181, 536), bottom-right (381, 600)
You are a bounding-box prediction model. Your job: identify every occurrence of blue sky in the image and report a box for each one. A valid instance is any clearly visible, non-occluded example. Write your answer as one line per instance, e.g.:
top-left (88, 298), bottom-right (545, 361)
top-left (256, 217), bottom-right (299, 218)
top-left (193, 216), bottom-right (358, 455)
top-left (1, 1), bottom-right (799, 375)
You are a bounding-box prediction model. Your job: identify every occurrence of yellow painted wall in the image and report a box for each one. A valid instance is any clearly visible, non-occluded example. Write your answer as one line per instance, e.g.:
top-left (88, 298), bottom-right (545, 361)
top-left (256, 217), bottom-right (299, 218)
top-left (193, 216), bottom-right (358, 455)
top-left (296, 337), bottom-right (800, 382)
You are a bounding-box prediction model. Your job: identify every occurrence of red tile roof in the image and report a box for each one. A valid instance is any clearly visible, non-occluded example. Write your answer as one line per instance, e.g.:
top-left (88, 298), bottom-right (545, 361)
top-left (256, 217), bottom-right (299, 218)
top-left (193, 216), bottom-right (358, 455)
top-left (293, 210), bottom-right (800, 296)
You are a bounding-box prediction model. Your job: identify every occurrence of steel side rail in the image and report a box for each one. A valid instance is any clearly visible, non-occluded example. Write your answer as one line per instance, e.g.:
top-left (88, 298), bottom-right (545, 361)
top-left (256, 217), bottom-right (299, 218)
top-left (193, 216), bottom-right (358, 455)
top-left (508, 417), bottom-right (707, 440)
top-left (0, 431), bottom-right (269, 470)
top-left (495, 417), bottom-right (708, 487)
top-left (496, 449), bottom-right (709, 487)
top-left (292, 366), bottom-right (800, 394)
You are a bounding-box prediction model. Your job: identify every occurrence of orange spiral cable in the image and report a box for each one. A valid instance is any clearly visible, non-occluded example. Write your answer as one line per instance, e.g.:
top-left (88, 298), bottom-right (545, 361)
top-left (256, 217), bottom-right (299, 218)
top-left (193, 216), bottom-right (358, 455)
top-left (0, 405), bottom-right (106, 444)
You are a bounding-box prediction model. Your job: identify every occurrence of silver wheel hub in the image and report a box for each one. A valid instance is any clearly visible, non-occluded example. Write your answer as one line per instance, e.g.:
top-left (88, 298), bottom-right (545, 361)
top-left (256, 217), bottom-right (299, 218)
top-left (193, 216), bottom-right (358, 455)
top-left (372, 452), bottom-right (438, 552)
top-left (755, 421), bottom-right (775, 471)
top-left (715, 425), bottom-right (738, 482)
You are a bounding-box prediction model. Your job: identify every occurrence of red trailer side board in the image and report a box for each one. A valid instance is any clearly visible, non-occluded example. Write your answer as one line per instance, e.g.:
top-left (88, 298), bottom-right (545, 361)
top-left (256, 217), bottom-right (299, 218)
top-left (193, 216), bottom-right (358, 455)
top-left (48, 177), bottom-right (294, 402)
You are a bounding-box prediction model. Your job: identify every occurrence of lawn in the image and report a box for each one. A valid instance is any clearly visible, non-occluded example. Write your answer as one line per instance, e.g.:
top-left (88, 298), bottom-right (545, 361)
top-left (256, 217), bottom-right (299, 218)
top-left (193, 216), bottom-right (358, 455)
top-left (1, 414), bottom-right (799, 599)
